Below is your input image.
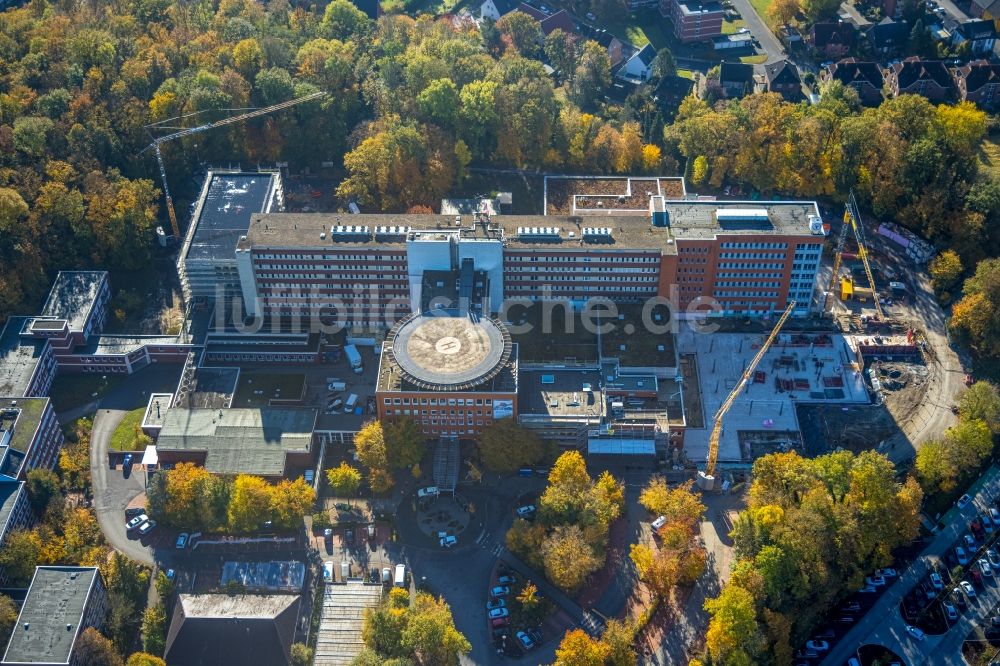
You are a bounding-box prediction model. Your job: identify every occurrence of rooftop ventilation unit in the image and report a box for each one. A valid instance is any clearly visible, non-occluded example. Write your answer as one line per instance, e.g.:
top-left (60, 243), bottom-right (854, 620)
top-left (808, 215), bottom-right (825, 235)
top-left (715, 208), bottom-right (769, 223)
top-left (330, 225), bottom-right (370, 241)
top-left (582, 227), bottom-right (613, 242)
top-left (516, 226), bottom-right (561, 240)
top-left (374, 225), bottom-right (411, 240)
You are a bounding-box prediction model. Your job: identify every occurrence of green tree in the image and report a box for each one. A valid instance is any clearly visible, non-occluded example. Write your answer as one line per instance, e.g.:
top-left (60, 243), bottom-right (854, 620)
top-left (497, 12), bottom-right (543, 56)
top-left (384, 418), bottom-right (425, 469)
top-left (0, 188), bottom-right (29, 234)
top-left (639, 478), bottom-right (705, 530)
top-left (0, 530), bottom-right (40, 586)
top-left (320, 0), bottom-right (371, 40)
top-left (544, 29), bottom-right (577, 76)
top-left (652, 48), bottom-right (677, 79)
top-left (478, 420), bottom-right (543, 471)
top-left (959, 381), bottom-right (1000, 432)
top-left (255, 68), bottom-right (295, 105)
top-left (417, 78), bottom-right (460, 131)
top-left (0, 594), bottom-right (18, 650)
top-left (12, 117), bottom-right (53, 158)
top-left (25, 468), bottom-right (61, 515)
top-left (360, 590), bottom-right (470, 662)
top-left (704, 584), bottom-right (760, 665)
top-left (570, 40), bottom-right (611, 108)
top-left (326, 462), bottom-right (362, 497)
top-left (290, 643), bottom-right (313, 666)
top-left (141, 606), bottom-right (166, 656)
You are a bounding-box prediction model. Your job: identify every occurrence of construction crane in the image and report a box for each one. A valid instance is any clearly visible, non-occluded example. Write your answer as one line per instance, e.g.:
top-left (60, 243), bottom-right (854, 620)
top-left (143, 91), bottom-right (328, 239)
top-left (829, 191), bottom-right (884, 320)
top-left (697, 300), bottom-right (796, 491)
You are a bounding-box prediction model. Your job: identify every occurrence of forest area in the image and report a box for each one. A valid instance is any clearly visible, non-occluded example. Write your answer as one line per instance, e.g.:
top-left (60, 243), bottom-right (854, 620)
top-left (0, 0), bottom-right (997, 351)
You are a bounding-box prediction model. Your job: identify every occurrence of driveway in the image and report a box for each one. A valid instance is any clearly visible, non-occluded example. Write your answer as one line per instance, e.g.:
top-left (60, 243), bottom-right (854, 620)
top-left (81, 365), bottom-right (183, 567)
top-left (728, 0), bottom-right (788, 64)
top-left (820, 465), bottom-right (1000, 666)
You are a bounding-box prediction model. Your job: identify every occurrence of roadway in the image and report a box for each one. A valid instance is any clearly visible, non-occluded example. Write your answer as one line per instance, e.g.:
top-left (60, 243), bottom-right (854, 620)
top-left (821, 466), bottom-right (1000, 666)
top-left (728, 0), bottom-right (788, 64)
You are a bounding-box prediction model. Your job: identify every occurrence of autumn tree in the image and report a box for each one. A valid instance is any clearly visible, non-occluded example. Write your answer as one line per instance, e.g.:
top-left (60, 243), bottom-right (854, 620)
top-left (59, 421), bottom-right (92, 493)
top-left (601, 619), bottom-right (637, 666)
top-left (951, 259), bottom-right (1000, 356)
top-left (639, 478), bottom-right (705, 530)
top-left (269, 478), bottom-right (315, 529)
top-left (26, 468), bottom-right (61, 515)
top-left (497, 12), bottom-right (543, 56)
top-left (0, 595), bottom-right (16, 651)
top-left (141, 606), bottom-right (166, 656)
top-left (478, 420), bottom-right (544, 471)
top-left (74, 628), bottom-right (124, 666)
top-left (570, 41), bottom-right (612, 109)
top-left (326, 462), bottom-right (362, 497)
top-left (361, 589), bottom-right (470, 662)
top-left (929, 250), bottom-right (963, 294)
top-left (0, 529), bottom-right (40, 585)
top-left (542, 525), bottom-right (602, 592)
top-left (959, 381), bottom-right (1000, 432)
top-left (126, 654), bottom-right (166, 666)
top-left (555, 629), bottom-right (610, 666)
top-left (228, 474), bottom-right (274, 532)
top-left (354, 421), bottom-right (389, 470)
top-left (705, 584), bottom-right (761, 665)
top-left (768, 0), bottom-right (801, 26)
top-left (320, 0), bottom-right (371, 40)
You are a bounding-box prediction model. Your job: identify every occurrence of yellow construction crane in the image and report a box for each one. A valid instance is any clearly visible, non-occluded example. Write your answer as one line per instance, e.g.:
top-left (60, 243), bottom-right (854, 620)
top-left (143, 91), bottom-right (328, 239)
top-left (697, 300), bottom-right (796, 491)
top-left (829, 191), bottom-right (884, 320)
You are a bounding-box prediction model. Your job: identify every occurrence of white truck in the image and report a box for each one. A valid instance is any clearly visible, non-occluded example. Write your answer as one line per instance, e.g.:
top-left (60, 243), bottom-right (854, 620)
top-left (394, 563), bottom-right (406, 588)
top-left (344, 344), bottom-right (363, 374)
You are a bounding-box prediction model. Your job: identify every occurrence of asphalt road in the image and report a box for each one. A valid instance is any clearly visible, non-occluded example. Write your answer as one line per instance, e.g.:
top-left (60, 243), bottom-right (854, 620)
top-left (80, 365), bottom-right (183, 567)
top-left (728, 0), bottom-right (787, 64)
top-left (821, 466), bottom-right (1000, 666)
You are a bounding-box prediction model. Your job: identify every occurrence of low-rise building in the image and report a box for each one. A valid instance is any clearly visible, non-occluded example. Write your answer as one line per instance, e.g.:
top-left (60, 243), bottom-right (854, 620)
top-left (2, 566), bottom-right (109, 666)
top-left (617, 44), bottom-right (657, 82)
top-left (164, 594), bottom-right (301, 666)
top-left (969, 0), bottom-right (1000, 29)
top-left (953, 19), bottom-right (997, 55)
top-left (764, 60), bottom-right (803, 101)
top-left (868, 17), bottom-right (910, 55)
top-left (953, 59), bottom-right (1000, 108)
top-left (886, 57), bottom-right (953, 101)
top-left (718, 62), bottom-right (755, 98)
top-left (811, 21), bottom-right (856, 58)
top-left (824, 58), bottom-right (885, 105)
top-left (154, 407), bottom-right (317, 479)
top-left (0, 398), bottom-right (64, 479)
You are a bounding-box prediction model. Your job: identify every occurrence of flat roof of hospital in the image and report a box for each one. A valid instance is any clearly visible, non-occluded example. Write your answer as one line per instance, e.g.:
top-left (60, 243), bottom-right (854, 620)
top-left (0, 318), bottom-right (47, 397)
top-left (40, 271), bottom-right (107, 333)
top-left (239, 204), bottom-right (823, 253)
top-left (3, 567), bottom-right (100, 665)
top-left (184, 172), bottom-right (280, 264)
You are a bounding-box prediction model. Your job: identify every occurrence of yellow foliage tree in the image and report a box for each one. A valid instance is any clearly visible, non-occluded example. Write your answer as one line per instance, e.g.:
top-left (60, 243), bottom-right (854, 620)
top-left (555, 629), bottom-right (610, 666)
top-left (269, 478), bottom-right (315, 528)
top-left (228, 475), bottom-right (273, 532)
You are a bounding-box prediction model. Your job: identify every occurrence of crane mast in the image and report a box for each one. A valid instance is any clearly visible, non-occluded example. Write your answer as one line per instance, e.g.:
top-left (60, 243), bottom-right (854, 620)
top-left (697, 301), bottom-right (796, 490)
top-left (145, 91), bottom-right (328, 240)
top-left (829, 191), bottom-right (883, 320)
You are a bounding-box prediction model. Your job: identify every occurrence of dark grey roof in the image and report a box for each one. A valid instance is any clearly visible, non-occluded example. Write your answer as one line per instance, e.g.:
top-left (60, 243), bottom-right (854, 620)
top-left (654, 75), bottom-right (695, 104)
top-left (492, 0), bottom-right (518, 15)
top-left (828, 58), bottom-right (884, 88)
top-left (957, 19), bottom-right (996, 40)
top-left (636, 43), bottom-right (657, 67)
top-left (3, 567), bottom-right (100, 665)
top-left (891, 57), bottom-right (952, 89)
top-left (869, 18), bottom-right (909, 49)
top-left (40, 272), bottom-right (106, 333)
top-left (164, 594), bottom-right (300, 666)
top-left (0, 479), bottom-right (23, 538)
top-left (957, 59), bottom-right (1000, 93)
top-left (720, 62), bottom-right (754, 84)
top-left (812, 21), bottom-right (856, 46)
top-left (0, 318), bottom-right (47, 398)
top-left (765, 60), bottom-right (801, 86)
top-left (183, 173), bottom-right (280, 264)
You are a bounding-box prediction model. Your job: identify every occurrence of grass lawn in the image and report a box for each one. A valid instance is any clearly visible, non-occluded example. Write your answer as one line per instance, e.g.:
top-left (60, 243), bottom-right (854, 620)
top-left (740, 53), bottom-right (769, 63)
top-left (49, 373), bottom-right (125, 414)
top-left (677, 68), bottom-right (696, 79)
top-left (748, 0), bottom-right (773, 21)
top-left (110, 408), bottom-right (146, 452)
top-left (722, 18), bottom-right (747, 34)
top-left (978, 137), bottom-right (1000, 180)
top-left (602, 9), bottom-right (669, 49)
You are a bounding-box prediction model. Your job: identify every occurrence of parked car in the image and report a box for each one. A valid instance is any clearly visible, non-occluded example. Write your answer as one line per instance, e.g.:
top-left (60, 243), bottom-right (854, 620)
top-left (651, 515), bottom-right (667, 530)
top-left (487, 599), bottom-right (506, 611)
top-left (175, 533), bottom-right (189, 549)
top-left (417, 486), bottom-right (440, 499)
top-left (490, 617), bottom-right (510, 628)
top-left (842, 601), bottom-right (861, 612)
top-left (956, 546), bottom-right (970, 565)
top-left (943, 601), bottom-right (958, 620)
top-left (516, 505), bottom-right (536, 518)
top-left (439, 535), bottom-right (457, 548)
top-left (965, 533), bottom-right (977, 549)
top-left (879, 568), bottom-right (898, 578)
top-left (954, 591), bottom-right (968, 608)
top-left (516, 630), bottom-right (536, 650)
top-left (930, 572), bottom-right (944, 589)
top-left (323, 561), bottom-right (334, 583)
top-left (858, 585), bottom-right (877, 594)
top-left (490, 586), bottom-right (510, 597)
top-left (125, 507), bottom-right (145, 520)
top-left (984, 515), bottom-right (996, 534)
top-left (961, 580), bottom-right (976, 597)
top-left (989, 507), bottom-right (1000, 523)
top-left (837, 616), bottom-right (856, 624)
top-left (805, 640), bottom-right (829, 652)
top-left (497, 574), bottom-right (516, 585)
top-left (488, 608), bottom-right (509, 620)
top-left (981, 560), bottom-right (994, 577)
top-left (137, 519), bottom-right (156, 535)
top-left (905, 625), bottom-right (926, 641)
top-left (126, 514), bottom-right (148, 531)
top-left (958, 494), bottom-right (973, 509)
top-left (988, 549), bottom-right (1000, 569)
top-left (866, 575), bottom-right (886, 587)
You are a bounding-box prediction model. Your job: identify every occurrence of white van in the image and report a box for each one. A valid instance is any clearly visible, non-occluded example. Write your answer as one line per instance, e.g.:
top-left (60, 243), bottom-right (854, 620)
top-left (394, 563), bottom-right (406, 588)
top-left (323, 561), bottom-right (334, 583)
top-left (345, 394), bottom-right (359, 410)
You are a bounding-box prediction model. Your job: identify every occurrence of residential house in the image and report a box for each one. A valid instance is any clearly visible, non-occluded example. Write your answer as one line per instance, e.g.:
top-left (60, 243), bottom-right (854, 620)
top-left (617, 43), bottom-right (657, 82)
top-left (764, 59), bottom-right (803, 101)
top-left (811, 21), bottom-right (855, 59)
top-left (825, 58), bottom-right (885, 105)
top-left (953, 19), bottom-right (997, 55)
top-left (953, 59), bottom-right (1000, 108)
top-left (718, 62), bottom-right (755, 98)
top-left (664, 0), bottom-right (725, 43)
top-left (654, 75), bottom-right (695, 116)
top-left (164, 594), bottom-right (301, 666)
top-left (515, 2), bottom-right (546, 19)
top-left (597, 31), bottom-right (625, 67)
top-left (886, 56), bottom-right (953, 101)
top-left (479, 0), bottom-right (516, 21)
top-left (539, 9), bottom-right (576, 35)
top-left (2, 567), bottom-right (109, 666)
top-left (868, 17), bottom-right (910, 55)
